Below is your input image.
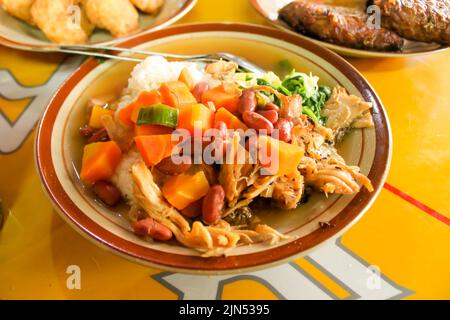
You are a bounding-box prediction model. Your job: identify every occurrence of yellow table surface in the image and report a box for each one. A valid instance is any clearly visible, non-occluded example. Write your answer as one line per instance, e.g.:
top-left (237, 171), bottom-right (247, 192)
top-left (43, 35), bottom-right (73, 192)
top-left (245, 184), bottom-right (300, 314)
top-left (0, 0), bottom-right (449, 300)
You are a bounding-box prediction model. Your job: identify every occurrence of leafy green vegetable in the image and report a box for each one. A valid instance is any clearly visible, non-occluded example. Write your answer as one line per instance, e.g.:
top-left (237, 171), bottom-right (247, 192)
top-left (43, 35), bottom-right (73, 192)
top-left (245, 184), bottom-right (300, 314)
top-left (232, 69), bottom-right (331, 122)
top-left (257, 78), bottom-right (270, 86)
top-left (281, 71), bottom-right (331, 123)
top-left (257, 90), bottom-right (283, 108)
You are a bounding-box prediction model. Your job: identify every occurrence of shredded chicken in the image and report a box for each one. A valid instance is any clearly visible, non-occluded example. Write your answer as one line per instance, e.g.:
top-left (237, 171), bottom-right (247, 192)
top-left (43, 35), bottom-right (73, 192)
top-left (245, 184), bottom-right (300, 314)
top-left (321, 86), bottom-right (374, 140)
top-left (205, 60), bottom-right (238, 77)
top-left (291, 116), bottom-right (333, 161)
top-left (132, 160), bottom-right (289, 256)
top-left (305, 162), bottom-right (373, 195)
top-left (291, 116), bottom-right (373, 196)
top-left (243, 175), bottom-right (278, 200)
top-left (236, 225), bottom-right (289, 246)
top-left (271, 170), bottom-right (304, 209)
top-left (100, 114), bottom-right (134, 152)
top-left (132, 161), bottom-right (190, 234)
top-left (280, 95), bottom-right (303, 120)
top-left (219, 133), bottom-right (256, 207)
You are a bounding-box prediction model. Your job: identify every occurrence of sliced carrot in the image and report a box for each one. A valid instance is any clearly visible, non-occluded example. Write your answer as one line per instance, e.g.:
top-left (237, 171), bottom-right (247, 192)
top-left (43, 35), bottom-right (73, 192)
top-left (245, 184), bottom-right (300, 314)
top-left (201, 84), bottom-right (241, 113)
top-left (162, 171), bottom-right (210, 210)
top-left (257, 136), bottom-right (304, 176)
top-left (89, 105), bottom-right (115, 129)
top-left (214, 107), bottom-right (247, 131)
top-left (137, 90), bottom-right (162, 106)
top-left (177, 103), bottom-right (214, 136)
top-left (118, 101), bottom-right (139, 127)
top-left (135, 135), bottom-right (178, 166)
top-left (80, 141), bottom-right (122, 184)
top-left (178, 67), bottom-right (194, 90)
top-left (132, 90), bottom-right (163, 123)
top-left (134, 124), bottom-right (174, 136)
top-left (118, 91), bottom-right (163, 127)
top-left (159, 81), bottom-right (197, 109)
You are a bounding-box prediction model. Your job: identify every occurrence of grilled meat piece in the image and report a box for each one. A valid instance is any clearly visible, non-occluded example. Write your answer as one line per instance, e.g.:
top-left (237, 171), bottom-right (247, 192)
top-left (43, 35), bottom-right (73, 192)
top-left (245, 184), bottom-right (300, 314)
top-left (279, 0), bottom-right (404, 51)
top-left (373, 0), bottom-right (450, 44)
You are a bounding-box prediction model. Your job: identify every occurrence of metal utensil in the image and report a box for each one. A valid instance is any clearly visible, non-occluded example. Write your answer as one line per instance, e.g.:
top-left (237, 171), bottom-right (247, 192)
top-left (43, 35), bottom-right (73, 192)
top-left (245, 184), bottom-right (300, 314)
top-left (58, 44), bottom-right (266, 73)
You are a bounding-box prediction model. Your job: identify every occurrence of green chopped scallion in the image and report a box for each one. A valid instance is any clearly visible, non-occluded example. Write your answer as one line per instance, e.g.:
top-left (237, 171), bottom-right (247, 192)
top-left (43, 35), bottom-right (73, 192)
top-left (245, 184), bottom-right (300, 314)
top-left (136, 104), bottom-right (179, 128)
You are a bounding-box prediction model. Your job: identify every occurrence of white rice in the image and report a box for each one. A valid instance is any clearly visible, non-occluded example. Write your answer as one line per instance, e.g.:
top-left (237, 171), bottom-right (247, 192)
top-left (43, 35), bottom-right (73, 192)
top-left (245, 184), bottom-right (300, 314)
top-left (117, 56), bottom-right (220, 113)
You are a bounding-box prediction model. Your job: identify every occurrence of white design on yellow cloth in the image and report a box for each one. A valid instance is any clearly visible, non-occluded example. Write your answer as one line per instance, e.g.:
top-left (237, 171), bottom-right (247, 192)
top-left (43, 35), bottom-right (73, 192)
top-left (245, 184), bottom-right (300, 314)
top-left (0, 55), bottom-right (83, 154)
top-left (153, 239), bottom-right (412, 300)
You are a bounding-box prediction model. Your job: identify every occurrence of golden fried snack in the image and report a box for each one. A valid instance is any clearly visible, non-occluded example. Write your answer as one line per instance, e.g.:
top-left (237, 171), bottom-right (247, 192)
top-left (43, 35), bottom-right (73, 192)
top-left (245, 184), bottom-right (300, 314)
top-left (130, 0), bottom-right (164, 14)
top-left (31, 0), bottom-right (94, 44)
top-left (83, 0), bottom-right (140, 37)
top-left (0, 0), bottom-right (35, 23)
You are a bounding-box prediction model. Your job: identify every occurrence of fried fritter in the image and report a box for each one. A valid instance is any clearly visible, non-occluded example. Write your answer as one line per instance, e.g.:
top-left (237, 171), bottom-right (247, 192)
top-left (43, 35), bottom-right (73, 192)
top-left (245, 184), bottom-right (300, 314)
top-left (130, 0), bottom-right (164, 14)
top-left (373, 0), bottom-right (450, 44)
top-left (83, 0), bottom-right (140, 37)
top-left (31, 0), bottom-right (94, 44)
top-left (279, 0), bottom-right (404, 51)
top-left (0, 0), bottom-right (35, 23)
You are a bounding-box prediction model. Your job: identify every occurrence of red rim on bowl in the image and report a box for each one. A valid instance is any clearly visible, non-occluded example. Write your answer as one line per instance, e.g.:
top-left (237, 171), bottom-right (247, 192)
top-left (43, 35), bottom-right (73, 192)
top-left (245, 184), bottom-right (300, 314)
top-left (35, 23), bottom-right (391, 273)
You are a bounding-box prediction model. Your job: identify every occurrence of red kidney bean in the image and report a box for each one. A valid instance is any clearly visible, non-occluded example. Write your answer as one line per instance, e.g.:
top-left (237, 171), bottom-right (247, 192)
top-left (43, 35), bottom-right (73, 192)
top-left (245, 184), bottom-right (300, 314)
top-left (132, 217), bottom-right (173, 241)
top-left (242, 111), bottom-right (274, 134)
top-left (202, 185), bottom-right (225, 224)
top-left (238, 89), bottom-right (257, 114)
top-left (274, 118), bottom-right (293, 142)
top-left (87, 128), bottom-right (109, 143)
top-left (181, 199), bottom-right (203, 219)
top-left (79, 125), bottom-right (94, 138)
top-left (215, 121), bottom-right (228, 138)
top-left (264, 102), bottom-right (280, 113)
top-left (156, 156), bottom-right (191, 175)
top-left (256, 110), bottom-right (278, 124)
top-left (209, 121), bottom-right (229, 159)
top-left (192, 82), bottom-right (209, 102)
top-left (92, 181), bottom-right (122, 206)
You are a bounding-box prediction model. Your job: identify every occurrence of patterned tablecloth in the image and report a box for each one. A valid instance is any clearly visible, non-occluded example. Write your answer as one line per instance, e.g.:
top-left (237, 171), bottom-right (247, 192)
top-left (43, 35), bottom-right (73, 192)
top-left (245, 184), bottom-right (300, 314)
top-left (1, 0), bottom-right (449, 300)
